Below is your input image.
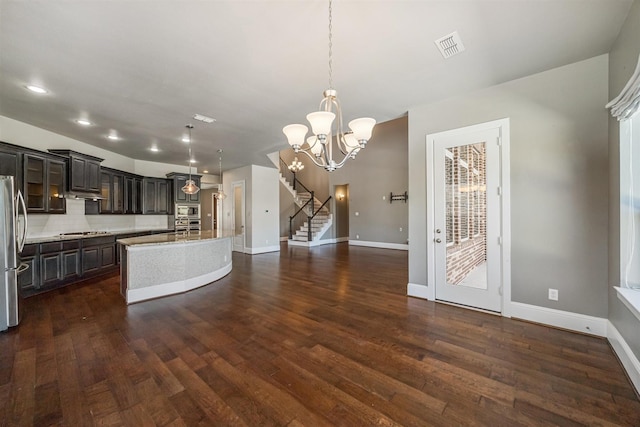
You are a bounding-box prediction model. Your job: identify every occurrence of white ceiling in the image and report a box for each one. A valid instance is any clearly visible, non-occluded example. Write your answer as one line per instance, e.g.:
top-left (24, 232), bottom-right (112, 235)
top-left (0, 0), bottom-right (633, 173)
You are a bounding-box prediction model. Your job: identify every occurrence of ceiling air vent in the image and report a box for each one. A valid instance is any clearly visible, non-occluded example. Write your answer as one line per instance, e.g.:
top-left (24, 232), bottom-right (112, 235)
top-left (193, 114), bottom-right (216, 124)
top-left (435, 31), bottom-right (465, 59)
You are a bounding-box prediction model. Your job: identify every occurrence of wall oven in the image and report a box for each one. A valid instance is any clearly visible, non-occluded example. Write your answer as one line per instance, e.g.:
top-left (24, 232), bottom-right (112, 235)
top-left (173, 204), bottom-right (201, 233)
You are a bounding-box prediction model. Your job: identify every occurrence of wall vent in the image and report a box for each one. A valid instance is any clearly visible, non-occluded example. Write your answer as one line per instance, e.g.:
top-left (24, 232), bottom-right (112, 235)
top-left (435, 31), bottom-right (465, 59)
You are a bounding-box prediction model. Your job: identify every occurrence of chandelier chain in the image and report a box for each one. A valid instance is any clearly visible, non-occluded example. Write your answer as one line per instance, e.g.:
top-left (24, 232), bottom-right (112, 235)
top-left (328, 0), bottom-right (333, 89)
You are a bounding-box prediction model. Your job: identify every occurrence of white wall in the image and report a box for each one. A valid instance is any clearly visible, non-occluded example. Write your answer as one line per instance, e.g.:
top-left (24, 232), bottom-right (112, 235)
top-left (408, 54), bottom-right (609, 318)
top-left (250, 165), bottom-right (280, 252)
top-left (221, 164), bottom-right (280, 253)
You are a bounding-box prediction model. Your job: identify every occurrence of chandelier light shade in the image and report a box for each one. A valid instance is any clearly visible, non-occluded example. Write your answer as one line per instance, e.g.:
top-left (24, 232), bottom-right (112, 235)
top-left (182, 124), bottom-right (200, 195)
top-left (215, 149), bottom-right (226, 200)
top-left (282, 0), bottom-right (375, 172)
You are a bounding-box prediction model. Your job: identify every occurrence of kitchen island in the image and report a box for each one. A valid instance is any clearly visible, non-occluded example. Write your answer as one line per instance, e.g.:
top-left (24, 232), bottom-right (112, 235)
top-left (117, 230), bottom-right (232, 304)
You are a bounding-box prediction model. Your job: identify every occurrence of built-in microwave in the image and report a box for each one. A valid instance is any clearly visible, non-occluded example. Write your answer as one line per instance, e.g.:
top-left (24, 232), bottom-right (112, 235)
top-left (175, 204), bottom-right (200, 218)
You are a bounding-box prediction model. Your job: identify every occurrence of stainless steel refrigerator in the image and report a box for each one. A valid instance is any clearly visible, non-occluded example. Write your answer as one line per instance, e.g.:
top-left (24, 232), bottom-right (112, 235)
top-left (1, 175), bottom-right (28, 332)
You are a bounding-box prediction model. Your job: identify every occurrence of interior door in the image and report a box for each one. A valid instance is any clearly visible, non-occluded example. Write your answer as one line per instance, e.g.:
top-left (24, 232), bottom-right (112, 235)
top-left (433, 127), bottom-right (502, 312)
top-left (232, 181), bottom-right (245, 252)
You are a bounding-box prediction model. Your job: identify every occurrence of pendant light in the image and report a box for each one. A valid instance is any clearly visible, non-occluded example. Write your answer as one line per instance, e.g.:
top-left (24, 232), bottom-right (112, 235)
top-left (215, 149), bottom-right (226, 200)
top-left (282, 0), bottom-right (376, 172)
top-left (181, 124), bottom-right (200, 195)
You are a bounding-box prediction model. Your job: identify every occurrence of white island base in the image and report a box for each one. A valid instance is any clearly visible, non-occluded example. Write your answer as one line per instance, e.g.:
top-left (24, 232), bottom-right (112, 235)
top-left (118, 231), bottom-right (232, 304)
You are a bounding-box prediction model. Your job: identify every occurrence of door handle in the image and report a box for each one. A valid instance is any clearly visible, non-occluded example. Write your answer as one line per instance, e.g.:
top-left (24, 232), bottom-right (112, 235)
top-left (17, 262), bottom-right (30, 274)
top-left (435, 238), bottom-right (442, 243)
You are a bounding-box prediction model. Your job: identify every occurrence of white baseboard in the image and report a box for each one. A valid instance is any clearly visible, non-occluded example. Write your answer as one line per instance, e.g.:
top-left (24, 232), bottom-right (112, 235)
top-left (407, 282), bottom-right (430, 300)
top-left (510, 302), bottom-right (607, 337)
top-left (349, 240), bottom-right (409, 251)
top-left (287, 238), bottom-right (341, 247)
top-left (247, 245), bottom-right (281, 254)
top-left (127, 263), bottom-right (232, 304)
top-left (607, 321), bottom-right (640, 394)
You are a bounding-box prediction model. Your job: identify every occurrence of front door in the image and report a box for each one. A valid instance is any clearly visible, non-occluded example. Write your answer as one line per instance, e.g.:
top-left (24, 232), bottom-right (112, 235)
top-left (232, 181), bottom-right (245, 253)
top-left (431, 122), bottom-right (506, 312)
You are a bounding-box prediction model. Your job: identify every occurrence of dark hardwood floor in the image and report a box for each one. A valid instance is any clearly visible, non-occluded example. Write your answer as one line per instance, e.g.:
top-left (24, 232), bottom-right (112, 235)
top-left (1, 242), bottom-right (639, 426)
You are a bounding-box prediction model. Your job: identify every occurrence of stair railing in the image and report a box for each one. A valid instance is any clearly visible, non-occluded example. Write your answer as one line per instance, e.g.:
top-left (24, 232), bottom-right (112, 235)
top-left (305, 195), bottom-right (332, 241)
top-left (289, 191), bottom-right (314, 239)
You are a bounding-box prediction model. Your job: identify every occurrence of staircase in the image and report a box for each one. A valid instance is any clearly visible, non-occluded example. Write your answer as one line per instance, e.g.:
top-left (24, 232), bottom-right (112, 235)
top-left (279, 173), bottom-right (332, 244)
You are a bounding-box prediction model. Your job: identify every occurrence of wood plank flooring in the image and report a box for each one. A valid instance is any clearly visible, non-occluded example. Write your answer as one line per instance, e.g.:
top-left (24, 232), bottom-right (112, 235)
top-left (1, 242), bottom-right (639, 426)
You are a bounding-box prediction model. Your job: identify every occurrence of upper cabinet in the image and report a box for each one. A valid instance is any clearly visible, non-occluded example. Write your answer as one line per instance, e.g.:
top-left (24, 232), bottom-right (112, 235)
top-left (48, 150), bottom-right (103, 194)
top-left (23, 153), bottom-right (66, 214)
top-left (99, 168), bottom-right (125, 214)
top-left (0, 142), bottom-right (22, 190)
top-left (167, 172), bottom-right (201, 204)
top-left (143, 178), bottom-right (170, 214)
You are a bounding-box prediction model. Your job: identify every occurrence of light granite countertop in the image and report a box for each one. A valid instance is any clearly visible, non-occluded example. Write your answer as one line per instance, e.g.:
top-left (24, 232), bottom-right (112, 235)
top-left (117, 230), bottom-right (233, 247)
top-left (25, 229), bottom-right (173, 245)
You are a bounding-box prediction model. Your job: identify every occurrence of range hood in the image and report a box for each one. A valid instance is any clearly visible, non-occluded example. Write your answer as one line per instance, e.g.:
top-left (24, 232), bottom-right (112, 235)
top-left (63, 190), bottom-right (105, 201)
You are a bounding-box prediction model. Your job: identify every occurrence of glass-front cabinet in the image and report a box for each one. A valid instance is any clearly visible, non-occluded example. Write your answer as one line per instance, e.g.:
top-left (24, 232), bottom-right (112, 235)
top-left (23, 153), bottom-right (66, 213)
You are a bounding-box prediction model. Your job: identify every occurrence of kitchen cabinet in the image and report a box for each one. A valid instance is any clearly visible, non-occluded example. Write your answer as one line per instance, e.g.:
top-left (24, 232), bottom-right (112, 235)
top-left (0, 143), bottom-right (21, 187)
top-left (81, 235), bottom-right (116, 275)
top-left (17, 244), bottom-right (39, 295)
top-left (100, 169), bottom-right (125, 214)
top-left (124, 175), bottom-right (144, 214)
top-left (23, 153), bottom-right (66, 214)
top-left (40, 240), bottom-right (81, 289)
top-left (143, 178), bottom-right (170, 214)
top-left (167, 172), bottom-right (202, 204)
top-left (48, 150), bottom-right (103, 193)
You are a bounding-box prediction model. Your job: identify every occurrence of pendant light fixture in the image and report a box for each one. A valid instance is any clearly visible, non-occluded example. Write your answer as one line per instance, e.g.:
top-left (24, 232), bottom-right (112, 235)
top-left (181, 124), bottom-right (200, 195)
top-left (282, 0), bottom-right (376, 172)
top-left (215, 149), bottom-right (226, 200)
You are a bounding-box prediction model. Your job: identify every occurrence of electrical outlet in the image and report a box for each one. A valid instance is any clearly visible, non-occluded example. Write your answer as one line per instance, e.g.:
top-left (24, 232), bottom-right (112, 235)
top-left (399, 227), bottom-right (403, 232)
top-left (548, 288), bottom-right (558, 301)
top-left (356, 234), bottom-right (360, 239)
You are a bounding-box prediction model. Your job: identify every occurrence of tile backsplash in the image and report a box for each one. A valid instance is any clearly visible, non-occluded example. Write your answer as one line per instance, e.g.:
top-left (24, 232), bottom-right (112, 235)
top-left (26, 199), bottom-right (170, 237)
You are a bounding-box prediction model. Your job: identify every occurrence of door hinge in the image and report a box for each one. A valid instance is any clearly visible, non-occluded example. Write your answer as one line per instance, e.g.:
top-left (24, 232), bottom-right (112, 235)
top-left (498, 236), bottom-right (503, 245)
top-left (497, 187), bottom-right (502, 196)
top-left (497, 136), bottom-right (501, 146)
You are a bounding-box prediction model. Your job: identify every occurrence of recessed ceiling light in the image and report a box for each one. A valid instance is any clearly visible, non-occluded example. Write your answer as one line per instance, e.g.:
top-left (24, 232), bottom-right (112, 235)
top-left (107, 134), bottom-right (120, 141)
top-left (203, 170), bottom-right (209, 174)
top-left (189, 159), bottom-right (197, 164)
top-left (76, 119), bottom-right (92, 126)
top-left (182, 136), bottom-right (190, 143)
top-left (26, 85), bottom-right (48, 94)
top-left (150, 146), bottom-right (159, 152)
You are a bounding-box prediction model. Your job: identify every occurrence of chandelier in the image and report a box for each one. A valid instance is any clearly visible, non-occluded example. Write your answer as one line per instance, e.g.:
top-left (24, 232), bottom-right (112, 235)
top-left (182, 124), bottom-right (200, 195)
top-left (215, 149), bottom-right (226, 200)
top-left (282, 0), bottom-right (376, 172)
top-left (288, 157), bottom-right (304, 173)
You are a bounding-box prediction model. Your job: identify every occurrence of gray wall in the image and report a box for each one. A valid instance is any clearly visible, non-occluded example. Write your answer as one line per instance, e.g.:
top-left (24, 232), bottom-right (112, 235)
top-left (608, 0), bottom-right (640, 358)
top-left (329, 117), bottom-right (409, 244)
top-left (408, 55), bottom-right (610, 317)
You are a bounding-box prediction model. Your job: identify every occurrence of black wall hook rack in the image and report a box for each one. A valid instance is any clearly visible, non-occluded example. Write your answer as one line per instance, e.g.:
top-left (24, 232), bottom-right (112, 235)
top-left (390, 191), bottom-right (408, 204)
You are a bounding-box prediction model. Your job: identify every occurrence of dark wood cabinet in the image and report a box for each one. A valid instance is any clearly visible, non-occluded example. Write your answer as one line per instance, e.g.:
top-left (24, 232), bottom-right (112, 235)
top-left (0, 143), bottom-right (21, 187)
top-left (48, 150), bottom-right (103, 193)
top-left (124, 175), bottom-right (144, 214)
top-left (39, 240), bottom-right (80, 289)
top-left (81, 236), bottom-right (116, 276)
top-left (18, 244), bottom-right (39, 295)
top-left (23, 153), bottom-right (66, 214)
top-left (99, 169), bottom-right (125, 214)
top-left (167, 172), bottom-right (201, 204)
top-left (143, 178), bottom-right (170, 214)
